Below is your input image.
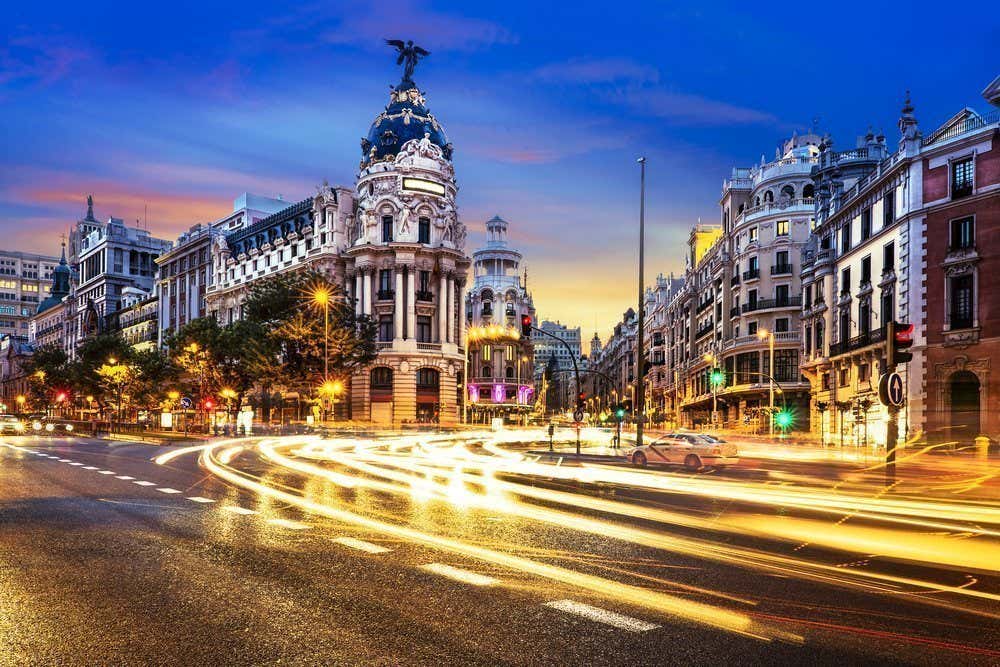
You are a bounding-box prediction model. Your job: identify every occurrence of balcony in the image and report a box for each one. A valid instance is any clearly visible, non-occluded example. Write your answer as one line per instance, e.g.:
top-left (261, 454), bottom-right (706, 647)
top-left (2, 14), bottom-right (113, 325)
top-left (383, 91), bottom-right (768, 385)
top-left (376, 289), bottom-right (395, 301)
top-left (771, 263), bottom-right (794, 276)
top-left (695, 322), bottom-right (715, 339)
top-left (828, 326), bottom-right (886, 357)
top-left (741, 296), bottom-right (802, 313)
top-left (742, 268), bottom-right (760, 281)
top-left (729, 306), bottom-right (741, 318)
top-left (730, 274), bottom-right (740, 286)
top-left (416, 290), bottom-right (434, 302)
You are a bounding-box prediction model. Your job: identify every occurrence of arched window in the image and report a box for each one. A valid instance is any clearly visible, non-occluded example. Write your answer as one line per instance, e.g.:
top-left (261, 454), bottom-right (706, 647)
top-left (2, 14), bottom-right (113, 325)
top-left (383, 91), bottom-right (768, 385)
top-left (505, 366), bottom-right (515, 379)
top-left (482, 366), bottom-right (492, 378)
top-left (803, 184), bottom-right (815, 199)
top-left (416, 368), bottom-right (440, 389)
top-left (371, 367), bottom-right (393, 392)
top-left (780, 185), bottom-right (795, 200)
top-left (418, 216), bottom-right (431, 244)
top-left (754, 196), bottom-right (761, 206)
top-left (764, 190), bottom-right (774, 203)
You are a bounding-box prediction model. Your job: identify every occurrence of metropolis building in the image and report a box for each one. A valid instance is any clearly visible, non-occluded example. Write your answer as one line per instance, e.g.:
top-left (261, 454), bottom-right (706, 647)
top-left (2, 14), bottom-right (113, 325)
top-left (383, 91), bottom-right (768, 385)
top-left (205, 52), bottom-right (471, 424)
top-left (464, 215), bottom-right (536, 423)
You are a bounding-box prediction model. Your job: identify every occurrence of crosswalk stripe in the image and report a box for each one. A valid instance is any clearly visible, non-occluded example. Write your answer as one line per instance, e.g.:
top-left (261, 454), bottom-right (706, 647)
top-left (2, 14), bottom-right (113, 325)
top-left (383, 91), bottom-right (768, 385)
top-left (223, 506), bottom-right (257, 515)
top-left (267, 518), bottom-right (309, 530)
top-left (421, 563), bottom-right (498, 586)
top-left (187, 496), bottom-right (215, 503)
top-left (156, 488), bottom-right (182, 494)
top-left (543, 600), bottom-right (660, 632)
top-left (133, 481), bottom-right (156, 487)
top-left (332, 537), bottom-right (391, 554)
top-left (82, 466), bottom-right (98, 470)
top-left (115, 475), bottom-right (135, 480)
top-left (98, 470), bottom-right (115, 475)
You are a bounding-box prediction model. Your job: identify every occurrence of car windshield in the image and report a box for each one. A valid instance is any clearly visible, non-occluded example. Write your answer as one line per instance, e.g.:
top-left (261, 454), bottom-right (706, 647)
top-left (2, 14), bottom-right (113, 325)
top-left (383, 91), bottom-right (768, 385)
top-left (699, 435), bottom-right (726, 443)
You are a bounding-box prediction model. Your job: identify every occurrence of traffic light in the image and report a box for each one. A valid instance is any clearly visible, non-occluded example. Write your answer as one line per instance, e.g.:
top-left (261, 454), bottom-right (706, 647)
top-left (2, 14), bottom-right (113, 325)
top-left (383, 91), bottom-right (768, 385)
top-left (774, 409), bottom-right (793, 430)
top-left (576, 392), bottom-right (586, 411)
top-left (204, 399), bottom-right (215, 410)
top-left (709, 368), bottom-right (725, 387)
top-left (55, 391), bottom-right (68, 403)
top-left (520, 314), bottom-right (532, 338)
top-left (886, 320), bottom-right (914, 368)
top-left (614, 405), bottom-right (626, 420)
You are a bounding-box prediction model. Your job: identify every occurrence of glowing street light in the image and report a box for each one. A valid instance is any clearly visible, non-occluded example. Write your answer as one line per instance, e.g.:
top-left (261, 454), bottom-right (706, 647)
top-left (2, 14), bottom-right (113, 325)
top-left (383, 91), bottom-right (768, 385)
top-left (757, 328), bottom-right (776, 437)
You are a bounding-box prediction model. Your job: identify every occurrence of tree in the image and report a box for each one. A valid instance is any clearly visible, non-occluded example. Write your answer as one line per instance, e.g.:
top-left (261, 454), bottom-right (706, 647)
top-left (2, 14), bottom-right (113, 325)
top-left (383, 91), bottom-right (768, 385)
top-left (21, 344), bottom-right (70, 411)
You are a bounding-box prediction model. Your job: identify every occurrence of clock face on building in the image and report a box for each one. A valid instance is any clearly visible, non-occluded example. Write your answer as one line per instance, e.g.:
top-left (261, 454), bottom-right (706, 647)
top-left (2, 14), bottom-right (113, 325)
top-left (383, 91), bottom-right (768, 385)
top-left (402, 177), bottom-right (445, 196)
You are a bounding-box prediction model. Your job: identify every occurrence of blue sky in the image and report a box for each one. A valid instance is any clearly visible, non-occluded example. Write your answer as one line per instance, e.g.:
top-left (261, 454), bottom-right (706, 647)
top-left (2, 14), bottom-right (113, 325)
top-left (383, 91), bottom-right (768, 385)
top-left (2, 1), bottom-right (997, 339)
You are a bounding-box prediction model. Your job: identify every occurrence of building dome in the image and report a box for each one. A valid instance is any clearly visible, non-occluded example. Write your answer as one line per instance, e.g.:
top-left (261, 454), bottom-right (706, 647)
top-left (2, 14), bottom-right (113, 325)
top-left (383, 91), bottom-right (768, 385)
top-left (36, 245), bottom-right (71, 314)
top-left (360, 80), bottom-right (452, 167)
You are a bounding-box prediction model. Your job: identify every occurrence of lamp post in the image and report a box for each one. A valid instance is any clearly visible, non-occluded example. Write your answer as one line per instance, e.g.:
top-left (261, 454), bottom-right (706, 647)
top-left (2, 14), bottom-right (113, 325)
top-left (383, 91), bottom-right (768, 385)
top-left (311, 287), bottom-right (331, 421)
top-left (635, 156), bottom-right (647, 450)
top-left (704, 352), bottom-right (721, 428)
top-left (757, 329), bottom-right (775, 437)
top-left (15, 394), bottom-right (25, 416)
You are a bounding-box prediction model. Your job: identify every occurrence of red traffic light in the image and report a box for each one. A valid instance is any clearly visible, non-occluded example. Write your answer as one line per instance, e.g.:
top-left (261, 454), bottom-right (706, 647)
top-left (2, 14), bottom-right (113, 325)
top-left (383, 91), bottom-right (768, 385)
top-left (204, 399), bottom-right (215, 409)
top-left (56, 391), bottom-right (67, 402)
top-left (520, 314), bottom-right (532, 338)
top-left (894, 322), bottom-right (914, 343)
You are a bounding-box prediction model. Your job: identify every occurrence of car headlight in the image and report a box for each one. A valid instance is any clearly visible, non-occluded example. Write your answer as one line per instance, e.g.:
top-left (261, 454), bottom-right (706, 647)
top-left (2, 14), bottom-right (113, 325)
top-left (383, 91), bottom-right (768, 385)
top-left (14, 421), bottom-right (25, 432)
top-left (65, 424), bottom-right (74, 432)
top-left (45, 423), bottom-right (54, 432)
top-left (32, 421), bottom-right (42, 430)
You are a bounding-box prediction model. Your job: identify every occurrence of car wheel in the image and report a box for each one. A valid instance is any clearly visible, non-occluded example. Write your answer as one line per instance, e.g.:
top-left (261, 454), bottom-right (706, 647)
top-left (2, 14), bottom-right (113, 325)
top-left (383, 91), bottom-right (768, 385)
top-left (684, 454), bottom-right (701, 472)
top-left (632, 452), bottom-right (647, 468)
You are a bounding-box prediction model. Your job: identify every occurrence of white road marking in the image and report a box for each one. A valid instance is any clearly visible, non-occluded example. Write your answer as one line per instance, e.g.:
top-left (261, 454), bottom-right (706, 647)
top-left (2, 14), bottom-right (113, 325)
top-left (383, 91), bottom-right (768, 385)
top-left (58, 459), bottom-right (72, 463)
top-left (223, 506), bottom-right (257, 515)
top-left (332, 537), bottom-right (391, 554)
top-left (156, 488), bottom-right (182, 494)
top-left (99, 470), bottom-right (115, 475)
top-left (115, 475), bottom-right (135, 480)
top-left (267, 518), bottom-right (310, 530)
top-left (133, 481), bottom-right (156, 487)
top-left (68, 462), bottom-right (84, 466)
top-left (544, 600), bottom-right (661, 632)
top-left (421, 563), bottom-right (498, 587)
top-left (82, 466), bottom-right (98, 470)
top-left (186, 496), bottom-right (215, 503)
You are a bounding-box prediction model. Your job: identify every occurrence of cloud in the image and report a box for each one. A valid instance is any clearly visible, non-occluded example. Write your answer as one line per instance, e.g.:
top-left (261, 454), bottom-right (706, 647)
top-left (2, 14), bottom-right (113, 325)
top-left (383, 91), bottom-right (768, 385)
top-left (0, 34), bottom-right (91, 88)
top-left (612, 87), bottom-right (777, 126)
top-left (533, 57), bottom-right (660, 85)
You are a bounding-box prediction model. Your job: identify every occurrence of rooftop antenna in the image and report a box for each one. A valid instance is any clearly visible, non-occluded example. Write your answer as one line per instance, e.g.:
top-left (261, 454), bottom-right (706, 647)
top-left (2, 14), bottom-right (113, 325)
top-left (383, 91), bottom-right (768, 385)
top-left (144, 203), bottom-right (148, 230)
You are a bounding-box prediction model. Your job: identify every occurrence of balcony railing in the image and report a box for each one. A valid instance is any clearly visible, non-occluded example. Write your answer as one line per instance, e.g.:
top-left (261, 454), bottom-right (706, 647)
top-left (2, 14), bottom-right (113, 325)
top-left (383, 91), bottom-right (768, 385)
top-left (729, 306), bottom-right (741, 318)
top-left (415, 290), bottom-right (434, 302)
top-left (743, 268), bottom-right (760, 281)
top-left (829, 326), bottom-right (886, 357)
top-left (741, 296), bottom-right (801, 313)
top-left (695, 323), bottom-right (715, 339)
top-left (730, 274), bottom-right (740, 286)
top-left (771, 263), bottom-right (794, 275)
top-left (376, 289), bottom-right (395, 301)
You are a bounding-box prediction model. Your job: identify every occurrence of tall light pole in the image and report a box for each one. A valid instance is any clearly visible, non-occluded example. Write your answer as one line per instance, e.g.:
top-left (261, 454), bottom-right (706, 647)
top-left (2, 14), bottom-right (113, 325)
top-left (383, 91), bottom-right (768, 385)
top-left (312, 287), bottom-right (331, 420)
top-left (635, 156), bottom-right (647, 449)
top-left (758, 329), bottom-right (775, 437)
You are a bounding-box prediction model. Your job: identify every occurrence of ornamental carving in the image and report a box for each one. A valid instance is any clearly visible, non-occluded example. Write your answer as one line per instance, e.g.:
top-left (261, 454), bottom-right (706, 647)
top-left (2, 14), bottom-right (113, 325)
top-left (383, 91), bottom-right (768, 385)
top-left (944, 262), bottom-right (976, 278)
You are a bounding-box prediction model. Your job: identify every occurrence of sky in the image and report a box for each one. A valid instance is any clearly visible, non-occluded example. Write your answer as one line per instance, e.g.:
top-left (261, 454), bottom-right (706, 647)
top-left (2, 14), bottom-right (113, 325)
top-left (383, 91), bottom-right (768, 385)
top-left (1, 1), bottom-right (997, 342)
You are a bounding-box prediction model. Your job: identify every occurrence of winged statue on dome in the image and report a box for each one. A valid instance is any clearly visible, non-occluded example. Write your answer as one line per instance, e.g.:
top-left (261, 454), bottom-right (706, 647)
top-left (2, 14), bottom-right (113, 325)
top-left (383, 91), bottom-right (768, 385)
top-left (386, 39), bottom-right (430, 82)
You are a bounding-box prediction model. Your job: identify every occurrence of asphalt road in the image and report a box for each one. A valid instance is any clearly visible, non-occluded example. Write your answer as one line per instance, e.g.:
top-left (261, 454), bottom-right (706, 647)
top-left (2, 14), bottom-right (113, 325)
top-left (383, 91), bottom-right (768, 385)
top-left (1, 434), bottom-right (998, 666)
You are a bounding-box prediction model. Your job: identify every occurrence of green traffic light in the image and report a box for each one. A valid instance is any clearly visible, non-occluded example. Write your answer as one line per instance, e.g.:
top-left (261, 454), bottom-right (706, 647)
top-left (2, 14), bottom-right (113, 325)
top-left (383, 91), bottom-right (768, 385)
top-left (709, 370), bottom-right (725, 386)
top-left (774, 410), bottom-right (793, 429)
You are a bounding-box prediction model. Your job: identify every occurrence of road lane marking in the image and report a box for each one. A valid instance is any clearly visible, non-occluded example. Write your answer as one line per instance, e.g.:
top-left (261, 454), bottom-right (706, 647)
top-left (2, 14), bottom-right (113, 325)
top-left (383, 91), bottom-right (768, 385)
top-left (187, 496), bottom-right (215, 503)
top-left (332, 537), bottom-right (391, 554)
top-left (99, 470), bottom-right (115, 475)
top-left (82, 466), bottom-right (98, 470)
top-left (544, 600), bottom-right (660, 632)
top-left (58, 459), bottom-right (72, 462)
top-left (68, 462), bottom-right (84, 466)
top-left (267, 518), bottom-right (310, 530)
top-left (223, 506), bottom-right (257, 515)
top-left (133, 481), bottom-right (156, 487)
top-left (156, 488), bottom-right (182, 494)
top-left (421, 563), bottom-right (498, 586)
top-left (115, 475), bottom-right (135, 480)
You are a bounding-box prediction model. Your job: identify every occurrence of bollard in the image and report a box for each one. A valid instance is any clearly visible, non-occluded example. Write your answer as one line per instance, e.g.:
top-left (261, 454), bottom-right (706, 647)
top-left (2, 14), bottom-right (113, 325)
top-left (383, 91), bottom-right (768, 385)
top-left (975, 436), bottom-right (990, 461)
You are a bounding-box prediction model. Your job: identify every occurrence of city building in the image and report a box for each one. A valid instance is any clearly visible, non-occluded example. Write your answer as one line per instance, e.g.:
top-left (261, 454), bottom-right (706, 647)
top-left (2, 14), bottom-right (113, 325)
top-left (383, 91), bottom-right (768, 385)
top-left (0, 249), bottom-right (59, 343)
top-left (463, 215), bottom-right (535, 423)
top-left (531, 319), bottom-right (582, 412)
top-left (587, 308), bottom-right (637, 417)
top-left (30, 244), bottom-right (73, 351)
top-left (205, 54), bottom-right (471, 424)
top-left (106, 288), bottom-right (159, 351)
top-left (157, 193), bottom-right (287, 345)
top-left (69, 197), bottom-right (171, 353)
top-left (0, 336), bottom-right (32, 410)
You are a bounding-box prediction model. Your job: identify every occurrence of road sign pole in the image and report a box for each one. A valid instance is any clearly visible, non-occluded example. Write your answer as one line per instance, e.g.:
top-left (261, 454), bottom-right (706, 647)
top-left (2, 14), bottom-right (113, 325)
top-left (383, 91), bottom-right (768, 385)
top-left (885, 404), bottom-right (898, 485)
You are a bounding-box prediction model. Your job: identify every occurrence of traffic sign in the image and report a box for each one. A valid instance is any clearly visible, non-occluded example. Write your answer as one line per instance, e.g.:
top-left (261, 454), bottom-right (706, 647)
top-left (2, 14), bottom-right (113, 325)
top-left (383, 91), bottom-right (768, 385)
top-left (179, 396), bottom-right (193, 409)
top-left (572, 409), bottom-right (584, 423)
top-left (878, 372), bottom-right (905, 407)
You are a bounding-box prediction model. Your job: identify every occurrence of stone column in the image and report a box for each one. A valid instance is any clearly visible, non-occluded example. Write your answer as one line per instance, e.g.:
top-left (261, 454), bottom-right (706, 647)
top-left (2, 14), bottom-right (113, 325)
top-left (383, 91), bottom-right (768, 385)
top-left (363, 270), bottom-right (373, 316)
top-left (458, 280), bottom-right (466, 347)
top-left (438, 272), bottom-right (448, 343)
top-left (446, 276), bottom-right (454, 343)
top-left (406, 266), bottom-right (416, 340)
top-left (394, 269), bottom-right (404, 340)
top-left (354, 273), bottom-right (362, 316)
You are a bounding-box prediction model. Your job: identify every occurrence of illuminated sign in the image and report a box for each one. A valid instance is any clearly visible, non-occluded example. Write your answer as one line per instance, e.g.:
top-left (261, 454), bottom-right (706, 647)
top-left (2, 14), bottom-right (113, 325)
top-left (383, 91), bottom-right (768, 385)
top-left (402, 178), bottom-right (446, 196)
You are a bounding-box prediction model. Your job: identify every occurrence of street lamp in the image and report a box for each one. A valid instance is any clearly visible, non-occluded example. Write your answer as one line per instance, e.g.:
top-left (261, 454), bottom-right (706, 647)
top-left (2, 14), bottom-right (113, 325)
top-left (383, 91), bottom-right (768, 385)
top-left (319, 379), bottom-right (343, 423)
top-left (704, 352), bottom-right (724, 428)
top-left (635, 155), bottom-right (647, 449)
top-left (757, 328), bottom-right (775, 437)
top-left (15, 394), bottom-right (25, 415)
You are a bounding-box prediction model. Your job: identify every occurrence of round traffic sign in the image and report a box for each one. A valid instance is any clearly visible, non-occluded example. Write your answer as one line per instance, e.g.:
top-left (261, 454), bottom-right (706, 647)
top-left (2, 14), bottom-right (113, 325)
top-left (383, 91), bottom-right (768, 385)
top-left (573, 409), bottom-right (584, 423)
top-left (878, 372), bottom-right (905, 407)
top-left (179, 396), bottom-right (193, 409)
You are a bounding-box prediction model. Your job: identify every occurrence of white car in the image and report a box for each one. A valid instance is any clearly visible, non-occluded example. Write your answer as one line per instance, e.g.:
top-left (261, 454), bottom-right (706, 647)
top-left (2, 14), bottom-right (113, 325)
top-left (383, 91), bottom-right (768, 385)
top-left (626, 432), bottom-right (739, 471)
top-left (0, 414), bottom-right (25, 434)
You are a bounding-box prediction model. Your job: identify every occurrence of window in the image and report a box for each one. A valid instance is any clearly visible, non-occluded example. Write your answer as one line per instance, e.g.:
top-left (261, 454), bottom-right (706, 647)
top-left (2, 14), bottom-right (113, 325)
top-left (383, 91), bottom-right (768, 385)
top-left (805, 325), bottom-right (812, 354)
top-left (841, 267), bottom-right (851, 295)
top-left (861, 207), bottom-right (872, 240)
top-left (776, 220), bottom-right (789, 237)
top-left (951, 275), bottom-right (974, 329)
top-left (861, 256), bottom-right (872, 285)
top-left (776, 250), bottom-right (789, 266)
top-left (418, 217), bottom-right (431, 244)
top-left (382, 215), bottom-right (393, 242)
top-left (805, 284), bottom-right (812, 305)
top-left (747, 321), bottom-right (758, 336)
top-left (950, 216), bottom-right (974, 250)
top-left (881, 287), bottom-right (894, 323)
top-left (775, 284), bottom-right (789, 305)
top-left (371, 367), bottom-right (393, 391)
top-left (749, 227), bottom-right (758, 243)
top-left (840, 223), bottom-right (852, 254)
top-left (775, 318), bottom-right (789, 333)
top-left (379, 269), bottom-right (393, 294)
top-left (419, 270), bottom-right (430, 293)
top-left (505, 366), bottom-right (515, 379)
top-left (815, 321), bottom-right (824, 354)
top-left (883, 190), bottom-right (895, 227)
top-left (883, 242), bottom-right (895, 272)
top-left (416, 315), bottom-right (432, 342)
top-left (748, 288), bottom-right (758, 308)
top-left (378, 315), bottom-right (393, 341)
top-left (858, 363), bottom-right (870, 383)
top-left (749, 256), bottom-right (758, 272)
top-left (416, 368), bottom-right (439, 389)
top-left (820, 235), bottom-right (831, 250)
top-left (821, 372), bottom-right (831, 391)
top-left (839, 368), bottom-right (850, 387)
top-left (113, 248), bottom-right (124, 273)
top-left (774, 350), bottom-right (798, 383)
top-left (859, 298), bottom-right (871, 334)
top-left (951, 158), bottom-right (974, 199)
top-left (482, 365), bottom-right (492, 378)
